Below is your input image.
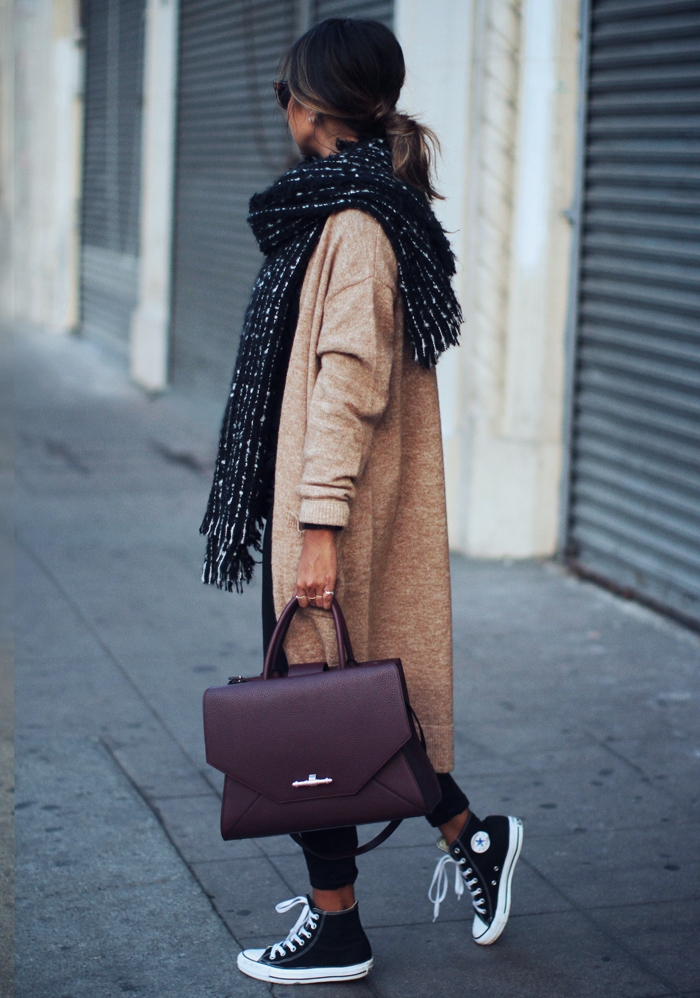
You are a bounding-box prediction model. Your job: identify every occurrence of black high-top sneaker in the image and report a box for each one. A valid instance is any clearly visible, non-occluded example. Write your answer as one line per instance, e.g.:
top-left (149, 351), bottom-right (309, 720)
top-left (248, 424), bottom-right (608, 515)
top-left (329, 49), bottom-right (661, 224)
top-left (237, 895), bottom-right (373, 984)
top-left (429, 813), bottom-right (523, 945)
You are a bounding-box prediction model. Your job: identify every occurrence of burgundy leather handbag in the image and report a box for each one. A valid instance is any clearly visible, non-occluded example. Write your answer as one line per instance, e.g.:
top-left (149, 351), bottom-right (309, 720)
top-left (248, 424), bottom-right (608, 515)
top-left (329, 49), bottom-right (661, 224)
top-left (202, 596), bottom-right (441, 857)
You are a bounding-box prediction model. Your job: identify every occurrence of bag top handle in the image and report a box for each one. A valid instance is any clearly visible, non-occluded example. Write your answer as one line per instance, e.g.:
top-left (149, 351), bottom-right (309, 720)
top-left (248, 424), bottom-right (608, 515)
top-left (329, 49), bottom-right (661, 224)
top-left (262, 596), bottom-right (356, 679)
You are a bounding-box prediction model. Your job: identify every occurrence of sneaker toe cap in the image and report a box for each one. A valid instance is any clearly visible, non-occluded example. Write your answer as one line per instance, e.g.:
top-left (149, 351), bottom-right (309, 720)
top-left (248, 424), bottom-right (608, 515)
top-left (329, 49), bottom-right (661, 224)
top-left (472, 914), bottom-right (489, 940)
top-left (239, 948), bottom-right (266, 964)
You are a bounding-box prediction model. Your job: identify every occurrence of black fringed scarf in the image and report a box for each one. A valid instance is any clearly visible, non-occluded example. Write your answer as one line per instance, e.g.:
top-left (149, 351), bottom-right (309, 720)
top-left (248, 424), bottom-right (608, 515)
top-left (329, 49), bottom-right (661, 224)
top-left (200, 138), bottom-right (462, 592)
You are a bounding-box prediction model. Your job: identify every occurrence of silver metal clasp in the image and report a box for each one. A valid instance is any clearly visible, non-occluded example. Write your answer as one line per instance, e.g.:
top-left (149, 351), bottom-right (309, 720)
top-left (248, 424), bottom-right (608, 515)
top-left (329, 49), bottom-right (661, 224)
top-left (292, 774), bottom-right (333, 788)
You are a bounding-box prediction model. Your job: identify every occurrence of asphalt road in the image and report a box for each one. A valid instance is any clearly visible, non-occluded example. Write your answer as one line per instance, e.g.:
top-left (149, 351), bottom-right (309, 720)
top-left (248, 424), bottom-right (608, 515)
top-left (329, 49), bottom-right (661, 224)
top-left (13, 328), bottom-right (700, 998)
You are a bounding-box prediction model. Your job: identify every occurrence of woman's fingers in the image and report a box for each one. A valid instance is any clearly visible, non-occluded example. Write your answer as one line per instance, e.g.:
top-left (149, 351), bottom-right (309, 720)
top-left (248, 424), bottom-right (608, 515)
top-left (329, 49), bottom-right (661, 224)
top-left (295, 528), bottom-right (337, 612)
top-left (295, 589), bottom-right (333, 609)
top-left (295, 585), bottom-right (320, 608)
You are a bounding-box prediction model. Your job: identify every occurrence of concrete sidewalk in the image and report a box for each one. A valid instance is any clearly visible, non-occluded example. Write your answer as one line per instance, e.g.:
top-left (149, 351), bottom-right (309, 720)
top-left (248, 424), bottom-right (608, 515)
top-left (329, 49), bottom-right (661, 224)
top-left (13, 328), bottom-right (700, 998)
top-left (1, 330), bottom-right (14, 998)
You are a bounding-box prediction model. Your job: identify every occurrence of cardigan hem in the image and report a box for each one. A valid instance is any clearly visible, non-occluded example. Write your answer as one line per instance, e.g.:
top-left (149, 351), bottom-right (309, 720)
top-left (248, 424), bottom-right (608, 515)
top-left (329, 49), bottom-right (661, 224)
top-left (422, 724), bottom-right (454, 774)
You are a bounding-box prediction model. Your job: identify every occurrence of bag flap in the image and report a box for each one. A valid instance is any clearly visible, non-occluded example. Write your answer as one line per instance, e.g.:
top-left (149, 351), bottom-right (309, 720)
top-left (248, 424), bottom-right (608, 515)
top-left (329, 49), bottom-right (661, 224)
top-left (203, 660), bottom-right (412, 803)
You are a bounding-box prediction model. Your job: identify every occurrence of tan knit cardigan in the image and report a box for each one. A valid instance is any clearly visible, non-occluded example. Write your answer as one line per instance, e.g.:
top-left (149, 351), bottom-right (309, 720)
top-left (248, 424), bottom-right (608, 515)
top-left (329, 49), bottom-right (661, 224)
top-left (272, 209), bottom-right (454, 772)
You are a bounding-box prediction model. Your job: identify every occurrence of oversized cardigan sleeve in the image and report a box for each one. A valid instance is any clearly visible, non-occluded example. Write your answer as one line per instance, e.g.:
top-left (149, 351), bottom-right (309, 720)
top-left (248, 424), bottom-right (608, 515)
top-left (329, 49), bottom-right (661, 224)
top-left (297, 218), bottom-right (398, 528)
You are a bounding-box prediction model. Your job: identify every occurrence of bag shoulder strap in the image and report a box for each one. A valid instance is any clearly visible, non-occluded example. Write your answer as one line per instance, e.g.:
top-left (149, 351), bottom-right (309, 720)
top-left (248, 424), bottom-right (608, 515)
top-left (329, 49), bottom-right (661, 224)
top-left (290, 819), bottom-right (402, 860)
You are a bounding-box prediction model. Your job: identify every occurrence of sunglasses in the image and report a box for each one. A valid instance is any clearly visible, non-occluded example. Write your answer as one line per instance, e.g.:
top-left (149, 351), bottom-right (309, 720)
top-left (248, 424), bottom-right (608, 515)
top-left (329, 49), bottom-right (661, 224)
top-left (274, 79), bottom-right (291, 110)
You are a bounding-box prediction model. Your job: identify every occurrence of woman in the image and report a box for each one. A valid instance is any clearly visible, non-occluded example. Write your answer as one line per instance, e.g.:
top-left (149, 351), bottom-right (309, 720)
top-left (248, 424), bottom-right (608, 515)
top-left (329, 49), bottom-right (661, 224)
top-left (201, 18), bottom-right (523, 986)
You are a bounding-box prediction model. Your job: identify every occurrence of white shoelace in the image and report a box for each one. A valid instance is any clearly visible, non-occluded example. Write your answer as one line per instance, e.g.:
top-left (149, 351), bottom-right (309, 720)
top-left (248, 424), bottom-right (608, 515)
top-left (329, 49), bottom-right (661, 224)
top-left (428, 853), bottom-right (486, 922)
top-left (269, 896), bottom-right (320, 960)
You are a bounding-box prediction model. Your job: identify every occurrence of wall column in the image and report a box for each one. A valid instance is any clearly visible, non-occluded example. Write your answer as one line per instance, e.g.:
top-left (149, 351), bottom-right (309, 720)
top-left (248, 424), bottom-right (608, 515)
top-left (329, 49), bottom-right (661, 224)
top-left (3, 0), bottom-right (83, 333)
top-left (0, 0), bottom-right (14, 326)
top-left (394, 0), bottom-right (474, 548)
top-left (396, 0), bottom-right (580, 557)
top-left (130, 0), bottom-right (179, 391)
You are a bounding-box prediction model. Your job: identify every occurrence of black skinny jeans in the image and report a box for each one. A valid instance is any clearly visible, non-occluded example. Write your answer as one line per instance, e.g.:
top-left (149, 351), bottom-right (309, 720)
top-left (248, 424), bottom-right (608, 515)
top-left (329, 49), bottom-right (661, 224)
top-left (261, 513), bottom-right (469, 891)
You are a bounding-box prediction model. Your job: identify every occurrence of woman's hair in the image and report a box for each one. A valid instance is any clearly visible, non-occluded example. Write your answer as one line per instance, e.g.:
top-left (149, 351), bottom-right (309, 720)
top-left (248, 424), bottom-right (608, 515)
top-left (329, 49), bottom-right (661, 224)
top-left (281, 18), bottom-right (442, 200)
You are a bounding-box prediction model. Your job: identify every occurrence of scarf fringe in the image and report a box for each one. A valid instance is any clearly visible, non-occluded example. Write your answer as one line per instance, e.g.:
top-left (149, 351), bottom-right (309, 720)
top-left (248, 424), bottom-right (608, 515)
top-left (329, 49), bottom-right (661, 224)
top-left (201, 514), bottom-right (266, 593)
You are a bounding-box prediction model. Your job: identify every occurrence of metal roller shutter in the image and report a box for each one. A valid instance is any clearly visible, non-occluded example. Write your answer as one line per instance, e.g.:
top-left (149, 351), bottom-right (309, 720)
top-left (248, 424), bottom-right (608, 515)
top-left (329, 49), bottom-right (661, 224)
top-left (170, 0), bottom-right (298, 399)
top-left (310, 0), bottom-right (393, 23)
top-left (80, 0), bottom-right (146, 353)
top-left (567, 0), bottom-right (700, 624)
top-left (170, 0), bottom-right (394, 399)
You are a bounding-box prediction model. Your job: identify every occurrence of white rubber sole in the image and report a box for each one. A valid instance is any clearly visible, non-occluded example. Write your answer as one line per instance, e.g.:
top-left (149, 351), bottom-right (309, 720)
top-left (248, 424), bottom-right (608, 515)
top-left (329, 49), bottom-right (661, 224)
top-left (472, 816), bottom-right (523, 946)
top-left (237, 950), bottom-right (373, 984)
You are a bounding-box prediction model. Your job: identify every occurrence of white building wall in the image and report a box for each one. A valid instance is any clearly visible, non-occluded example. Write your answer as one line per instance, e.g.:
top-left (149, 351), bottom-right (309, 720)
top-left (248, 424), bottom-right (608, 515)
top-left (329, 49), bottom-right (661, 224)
top-left (0, 0), bottom-right (15, 325)
top-left (395, 0), bottom-right (581, 557)
top-left (130, 0), bottom-right (180, 392)
top-left (3, 0), bottom-right (83, 333)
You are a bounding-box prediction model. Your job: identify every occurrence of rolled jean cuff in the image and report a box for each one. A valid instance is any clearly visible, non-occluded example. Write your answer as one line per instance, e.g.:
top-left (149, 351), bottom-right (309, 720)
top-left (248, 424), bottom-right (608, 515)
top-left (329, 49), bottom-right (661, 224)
top-left (296, 826), bottom-right (359, 890)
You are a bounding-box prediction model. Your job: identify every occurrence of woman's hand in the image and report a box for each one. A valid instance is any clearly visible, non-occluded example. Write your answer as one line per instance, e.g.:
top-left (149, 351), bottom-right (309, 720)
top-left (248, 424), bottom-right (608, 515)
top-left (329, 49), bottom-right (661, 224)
top-left (295, 529), bottom-right (337, 610)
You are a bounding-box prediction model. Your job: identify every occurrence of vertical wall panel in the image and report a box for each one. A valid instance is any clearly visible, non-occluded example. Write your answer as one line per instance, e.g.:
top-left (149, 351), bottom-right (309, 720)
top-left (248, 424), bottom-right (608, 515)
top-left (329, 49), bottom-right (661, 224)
top-left (81, 0), bottom-right (146, 351)
top-left (568, 0), bottom-right (700, 624)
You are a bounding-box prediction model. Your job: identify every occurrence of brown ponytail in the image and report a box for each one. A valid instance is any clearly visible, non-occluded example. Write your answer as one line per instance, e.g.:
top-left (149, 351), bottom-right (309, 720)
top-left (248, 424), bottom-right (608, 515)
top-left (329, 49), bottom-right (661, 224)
top-left (383, 111), bottom-right (442, 201)
top-left (282, 18), bottom-right (442, 201)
